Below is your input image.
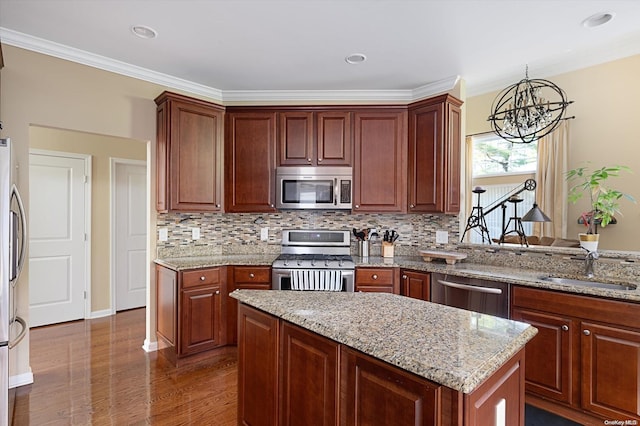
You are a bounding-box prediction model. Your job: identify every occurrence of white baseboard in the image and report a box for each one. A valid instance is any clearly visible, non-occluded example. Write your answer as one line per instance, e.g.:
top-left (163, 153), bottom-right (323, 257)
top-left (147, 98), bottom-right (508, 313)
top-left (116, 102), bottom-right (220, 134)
top-left (90, 309), bottom-right (113, 319)
top-left (9, 368), bottom-right (34, 388)
top-left (142, 339), bottom-right (158, 352)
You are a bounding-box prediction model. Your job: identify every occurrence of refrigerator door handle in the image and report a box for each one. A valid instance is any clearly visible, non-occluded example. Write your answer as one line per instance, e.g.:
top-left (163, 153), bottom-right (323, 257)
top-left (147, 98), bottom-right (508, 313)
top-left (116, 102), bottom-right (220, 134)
top-left (8, 316), bottom-right (27, 349)
top-left (10, 184), bottom-right (27, 283)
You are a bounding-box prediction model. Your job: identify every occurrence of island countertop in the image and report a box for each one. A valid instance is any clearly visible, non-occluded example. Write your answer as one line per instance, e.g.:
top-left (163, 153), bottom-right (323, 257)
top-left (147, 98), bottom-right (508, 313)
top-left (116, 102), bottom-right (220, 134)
top-left (231, 289), bottom-right (537, 394)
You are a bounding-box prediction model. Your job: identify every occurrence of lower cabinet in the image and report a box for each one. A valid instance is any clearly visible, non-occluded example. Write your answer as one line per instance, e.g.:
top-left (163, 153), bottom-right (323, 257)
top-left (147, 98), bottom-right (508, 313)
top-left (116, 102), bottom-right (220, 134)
top-left (400, 269), bottom-right (430, 300)
top-left (155, 264), bottom-right (226, 363)
top-left (237, 303), bottom-right (526, 426)
top-left (355, 267), bottom-right (399, 293)
top-left (226, 265), bottom-right (272, 344)
top-left (512, 286), bottom-right (640, 423)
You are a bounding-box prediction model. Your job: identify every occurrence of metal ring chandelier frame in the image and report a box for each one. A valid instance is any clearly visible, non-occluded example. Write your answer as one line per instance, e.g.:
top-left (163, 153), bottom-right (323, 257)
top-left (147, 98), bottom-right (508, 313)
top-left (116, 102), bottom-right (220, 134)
top-left (488, 67), bottom-right (574, 144)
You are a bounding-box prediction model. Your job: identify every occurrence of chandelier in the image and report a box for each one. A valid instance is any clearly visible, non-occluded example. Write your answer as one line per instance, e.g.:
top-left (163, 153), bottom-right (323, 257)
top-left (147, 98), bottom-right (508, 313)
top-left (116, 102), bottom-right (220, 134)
top-left (488, 66), bottom-right (573, 144)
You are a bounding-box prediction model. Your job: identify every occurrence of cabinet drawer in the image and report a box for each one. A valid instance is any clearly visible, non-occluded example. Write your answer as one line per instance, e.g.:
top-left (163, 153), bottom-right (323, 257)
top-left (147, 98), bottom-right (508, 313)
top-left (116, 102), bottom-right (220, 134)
top-left (356, 268), bottom-right (394, 285)
top-left (182, 268), bottom-right (221, 289)
top-left (234, 266), bottom-right (271, 283)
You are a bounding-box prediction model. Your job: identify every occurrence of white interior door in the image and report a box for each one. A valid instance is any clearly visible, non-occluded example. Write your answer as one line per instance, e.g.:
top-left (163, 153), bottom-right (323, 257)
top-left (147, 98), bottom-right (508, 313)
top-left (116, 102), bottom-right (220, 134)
top-left (29, 152), bottom-right (88, 327)
top-left (114, 161), bottom-right (147, 311)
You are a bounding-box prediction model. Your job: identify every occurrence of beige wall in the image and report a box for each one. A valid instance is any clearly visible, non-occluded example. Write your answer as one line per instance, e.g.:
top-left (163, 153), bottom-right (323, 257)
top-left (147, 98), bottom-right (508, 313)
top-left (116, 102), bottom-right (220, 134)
top-left (0, 45), bottom-right (161, 382)
top-left (29, 126), bottom-right (147, 313)
top-left (466, 55), bottom-right (640, 251)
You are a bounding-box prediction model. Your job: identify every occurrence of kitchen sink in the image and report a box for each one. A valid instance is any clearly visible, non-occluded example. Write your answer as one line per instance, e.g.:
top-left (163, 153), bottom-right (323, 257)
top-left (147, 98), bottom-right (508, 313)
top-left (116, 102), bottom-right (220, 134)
top-left (539, 276), bottom-right (637, 291)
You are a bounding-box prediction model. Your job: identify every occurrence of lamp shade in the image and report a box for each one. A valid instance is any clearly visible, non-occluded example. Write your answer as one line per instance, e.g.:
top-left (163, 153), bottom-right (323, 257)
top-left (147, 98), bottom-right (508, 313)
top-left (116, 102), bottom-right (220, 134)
top-left (522, 203), bottom-right (551, 222)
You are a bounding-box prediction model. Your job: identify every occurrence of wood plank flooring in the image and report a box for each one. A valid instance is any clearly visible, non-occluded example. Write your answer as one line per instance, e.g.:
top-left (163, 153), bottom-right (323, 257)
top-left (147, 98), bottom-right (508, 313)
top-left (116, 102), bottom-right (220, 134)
top-left (12, 308), bottom-right (238, 425)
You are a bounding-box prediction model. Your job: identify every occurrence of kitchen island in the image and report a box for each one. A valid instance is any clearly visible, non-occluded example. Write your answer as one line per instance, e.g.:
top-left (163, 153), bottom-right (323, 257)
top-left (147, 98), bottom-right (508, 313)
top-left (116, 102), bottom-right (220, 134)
top-left (231, 290), bottom-right (537, 426)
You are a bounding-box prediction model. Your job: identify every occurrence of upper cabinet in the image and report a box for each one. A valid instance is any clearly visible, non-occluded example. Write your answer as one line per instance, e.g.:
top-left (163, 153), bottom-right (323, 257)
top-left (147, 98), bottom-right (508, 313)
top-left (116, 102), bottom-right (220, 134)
top-left (408, 94), bottom-right (463, 214)
top-left (225, 110), bottom-right (278, 213)
top-left (155, 91), bottom-right (224, 212)
top-left (278, 110), bottom-right (352, 166)
top-left (353, 109), bottom-right (408, 213)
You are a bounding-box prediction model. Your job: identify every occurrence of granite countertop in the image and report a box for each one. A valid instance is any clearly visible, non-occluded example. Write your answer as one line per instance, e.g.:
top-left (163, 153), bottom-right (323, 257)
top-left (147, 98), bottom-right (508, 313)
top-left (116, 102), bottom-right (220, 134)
top-left (155, 254), bottom-right (640, 302)
top-left (354, 255), bottom-right (640, 303)
top-left (231, 289), bottom-right (537, 394)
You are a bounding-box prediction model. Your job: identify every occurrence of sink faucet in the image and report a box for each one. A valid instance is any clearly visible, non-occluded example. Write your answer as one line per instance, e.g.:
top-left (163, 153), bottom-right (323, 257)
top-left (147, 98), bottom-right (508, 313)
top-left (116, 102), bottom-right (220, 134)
top-left (583, 249), bottom-right (599, 278)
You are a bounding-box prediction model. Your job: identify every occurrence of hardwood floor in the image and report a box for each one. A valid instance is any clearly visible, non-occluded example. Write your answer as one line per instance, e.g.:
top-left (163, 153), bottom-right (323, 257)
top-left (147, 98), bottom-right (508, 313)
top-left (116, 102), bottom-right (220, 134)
top-left (12, 308), bottom-right (238, 425)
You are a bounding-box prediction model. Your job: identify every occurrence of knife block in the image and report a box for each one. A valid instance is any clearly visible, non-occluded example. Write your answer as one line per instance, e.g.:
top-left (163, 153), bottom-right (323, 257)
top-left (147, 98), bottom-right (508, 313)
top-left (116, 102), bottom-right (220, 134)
top-left (382, 242), bottom-right (394, 258)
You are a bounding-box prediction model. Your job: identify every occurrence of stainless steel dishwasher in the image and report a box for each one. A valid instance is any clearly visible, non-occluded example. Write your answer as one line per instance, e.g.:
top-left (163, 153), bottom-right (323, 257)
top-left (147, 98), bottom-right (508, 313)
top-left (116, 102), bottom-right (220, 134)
top-left (430, 273), bottom-right (510, 318)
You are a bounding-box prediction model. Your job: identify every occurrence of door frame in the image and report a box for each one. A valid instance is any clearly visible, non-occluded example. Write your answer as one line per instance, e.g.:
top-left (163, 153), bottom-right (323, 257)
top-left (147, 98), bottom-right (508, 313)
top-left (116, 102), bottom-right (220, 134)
top-left (29, 148), bottom-right (92, 321)
top-left (109, 158), bottom-right (148, 315)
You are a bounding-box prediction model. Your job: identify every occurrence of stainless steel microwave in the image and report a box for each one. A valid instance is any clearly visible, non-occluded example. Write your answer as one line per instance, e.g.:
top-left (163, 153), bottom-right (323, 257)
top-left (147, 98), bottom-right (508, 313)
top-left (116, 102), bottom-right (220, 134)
top-left (276, 166), bottom-right (352, 210)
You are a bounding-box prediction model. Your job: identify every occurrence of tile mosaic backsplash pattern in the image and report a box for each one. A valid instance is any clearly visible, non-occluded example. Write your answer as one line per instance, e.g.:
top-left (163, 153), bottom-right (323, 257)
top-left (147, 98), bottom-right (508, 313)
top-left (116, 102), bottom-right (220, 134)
top-left (156, 211), bottom-right (460, 258)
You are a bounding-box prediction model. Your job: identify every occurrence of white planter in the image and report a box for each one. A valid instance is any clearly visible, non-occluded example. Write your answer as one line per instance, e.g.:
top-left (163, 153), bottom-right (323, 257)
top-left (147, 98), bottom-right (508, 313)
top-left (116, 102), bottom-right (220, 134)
top-left (579, 233), bottom-right (599, 252)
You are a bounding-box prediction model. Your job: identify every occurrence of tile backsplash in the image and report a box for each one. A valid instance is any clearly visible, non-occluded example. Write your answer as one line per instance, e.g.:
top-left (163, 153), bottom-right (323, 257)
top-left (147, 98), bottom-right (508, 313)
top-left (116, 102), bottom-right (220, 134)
top-left (156, 211), bottom-right (460, 258)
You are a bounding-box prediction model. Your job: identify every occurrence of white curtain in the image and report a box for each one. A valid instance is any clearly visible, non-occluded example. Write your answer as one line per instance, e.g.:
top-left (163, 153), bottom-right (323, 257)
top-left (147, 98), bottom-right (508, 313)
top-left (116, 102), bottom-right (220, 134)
top-left (535, 121), bottom-right (570, 238)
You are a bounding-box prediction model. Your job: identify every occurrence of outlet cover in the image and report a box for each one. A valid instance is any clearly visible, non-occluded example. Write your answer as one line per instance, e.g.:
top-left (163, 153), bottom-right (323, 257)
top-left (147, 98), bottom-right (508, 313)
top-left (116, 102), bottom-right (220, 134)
top-left (158, 228), bottom-right (168, 242)
top-left (435, 230), bottom-right (448, 244)
top-left (260, 227), bottom-right (269, 241)
top-left (191, 227), bottom-right (201, 240)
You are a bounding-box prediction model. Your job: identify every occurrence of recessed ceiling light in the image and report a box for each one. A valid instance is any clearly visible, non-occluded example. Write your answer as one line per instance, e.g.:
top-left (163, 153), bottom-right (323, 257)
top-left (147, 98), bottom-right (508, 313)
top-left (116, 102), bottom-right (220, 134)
top-left (345, 53), bottom-right (367, 64)
top-left (582, 12), bottom-right (615, 28)
top-left (131, 25), bottom-right (158, 39)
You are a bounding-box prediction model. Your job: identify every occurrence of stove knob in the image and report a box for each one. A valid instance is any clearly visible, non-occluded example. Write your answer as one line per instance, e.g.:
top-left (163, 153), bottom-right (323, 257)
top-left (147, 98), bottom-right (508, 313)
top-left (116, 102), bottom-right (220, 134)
top-left (325, 260), bottom-right (329, 267)
top-left (339, 259), bottom-right (344, 267)
top-left (297, 260), bottom-right (302, 266)
top-left (311, 259), bottom-right (316, 267)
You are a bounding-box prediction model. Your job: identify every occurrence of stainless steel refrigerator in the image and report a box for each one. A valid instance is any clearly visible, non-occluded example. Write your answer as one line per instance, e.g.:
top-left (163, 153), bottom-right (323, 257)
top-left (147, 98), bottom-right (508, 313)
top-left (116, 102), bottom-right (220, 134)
top-left (0, 137), bottom-right (27, 426)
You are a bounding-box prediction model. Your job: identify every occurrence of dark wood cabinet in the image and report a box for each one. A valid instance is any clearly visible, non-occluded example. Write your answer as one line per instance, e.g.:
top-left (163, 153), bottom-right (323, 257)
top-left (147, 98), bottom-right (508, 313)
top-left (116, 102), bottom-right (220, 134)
top-left (353, 109), bottom-right (407, 213)
top-left (278, 110), bottom-right (352, 166)
top-left (237, 304), bottom-right (279, 426)
top-left (155, 91), bottom-right (224, 212)
top-left (226, 266), bottom-right (271, 344)
top-left (355, 267), bottom-right (399, 293)
top-left (340, 346), bottom-right (440, 425)
top-left (225, 110), bottom-right (277, 212)
top-left (407, 94), bottom-right (462, 213)
top-left (280, 322), bottom-right (339, 426)
top-left (155, 265), bottom-right (226, 363)
top-left (400, 269), bottom-right (430, 301)
top-left (512, 286), bottom-right (640, 423)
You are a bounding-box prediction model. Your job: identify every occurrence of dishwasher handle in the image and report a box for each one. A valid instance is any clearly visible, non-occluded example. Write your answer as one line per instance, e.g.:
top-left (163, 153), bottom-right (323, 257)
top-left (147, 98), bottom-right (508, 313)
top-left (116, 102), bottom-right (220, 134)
top-left (437, 279), bottom-right (503, 295)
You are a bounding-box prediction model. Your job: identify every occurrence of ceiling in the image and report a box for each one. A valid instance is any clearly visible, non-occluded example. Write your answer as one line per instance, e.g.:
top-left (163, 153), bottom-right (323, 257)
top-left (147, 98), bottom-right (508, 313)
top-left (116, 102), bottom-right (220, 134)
top-left (2, 0), bottom-right (640, 102)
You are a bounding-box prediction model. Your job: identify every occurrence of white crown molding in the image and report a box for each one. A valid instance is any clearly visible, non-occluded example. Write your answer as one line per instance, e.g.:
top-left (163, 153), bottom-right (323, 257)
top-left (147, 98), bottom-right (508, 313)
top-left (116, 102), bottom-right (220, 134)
top-left (0, 27), bottom-right (224, 102)
top-left (1, 27), bottom-right (460, 104)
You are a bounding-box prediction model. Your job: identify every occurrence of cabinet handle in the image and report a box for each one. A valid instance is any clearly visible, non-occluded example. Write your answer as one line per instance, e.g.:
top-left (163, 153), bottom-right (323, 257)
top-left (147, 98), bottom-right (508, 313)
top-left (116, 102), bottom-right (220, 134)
top-left (216, 204), bottom-right (220, 208)
top-left (372, 274), bottom-right (378, 280)
top-left (215, 290), bottom-right (220, 295)
top-left (355, 205), bottom-right (360, 209)
top-left (307, 158), bottom-right (312, 162)
top-left (270, 204), bottom-right (275, 208)
top-left (410, 204), bottom-right (415, 208)
top-left (200, 276), bottom-right (206, 281)
top-left (402, 275), bottom-right (407, 279)
top-left (562, 325), bottom-right (569, 331)
top-left (583, 329), bottom-right (591, 336)
top-left (318, 158), bottom-right (323, 162)
top-left (249, 273), bottom-right (255, 278)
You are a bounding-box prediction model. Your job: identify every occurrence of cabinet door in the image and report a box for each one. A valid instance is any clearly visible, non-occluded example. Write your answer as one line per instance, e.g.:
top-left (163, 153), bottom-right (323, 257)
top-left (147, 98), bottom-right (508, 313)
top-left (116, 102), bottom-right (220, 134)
top-left (353, 110), bottom-right (407, 213)
top-left (511, 308), bottom-right (575, 404)
top-left (408, 95), bottom-right (462, 213)
top-left (317, 111), bottom-right (352, 166)
top-left (400, 270), bottom-right (430, 301)
top-left (238, 304), bottom-right (279, 426)
top-left (179, 285), bottom-right (222, 355)
top-left (280, 322), bottom-right (339, 426)
top-left (355, 268), bottom-right (398, 294)
top-left (581, 321), bottom-right (640, 420)
top-left (279, 111), bottom-right (314, 166)
top-left (169, 99), bottom-right (223, 211)
top-left (225, 111), bottom-right (277, 212)
top-left (155, 102), bottom-right (169, 212)
top-left (341, 347), bottom-right (439, 425)
top-left (227, 266), bottom-right (272, 344)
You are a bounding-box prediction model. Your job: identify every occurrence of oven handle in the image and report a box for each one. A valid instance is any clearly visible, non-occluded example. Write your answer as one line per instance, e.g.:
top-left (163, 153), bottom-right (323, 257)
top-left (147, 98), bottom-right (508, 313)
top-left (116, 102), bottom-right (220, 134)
top-left (437, 279), bottom-right (503, 295)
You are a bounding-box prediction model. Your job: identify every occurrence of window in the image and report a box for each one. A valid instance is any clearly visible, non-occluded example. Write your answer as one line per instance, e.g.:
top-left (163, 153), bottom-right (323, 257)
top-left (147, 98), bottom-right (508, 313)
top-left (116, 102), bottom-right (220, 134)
top-left (465, 134), bottom-right (538, 244)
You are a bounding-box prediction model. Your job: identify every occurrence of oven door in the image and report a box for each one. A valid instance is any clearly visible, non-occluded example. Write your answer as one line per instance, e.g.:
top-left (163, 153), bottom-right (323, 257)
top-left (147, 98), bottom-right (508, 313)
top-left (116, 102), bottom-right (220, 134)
top-left (272, 268), bottom-right (354, 292)
top-left (430, 273), bottom-right (509, 318)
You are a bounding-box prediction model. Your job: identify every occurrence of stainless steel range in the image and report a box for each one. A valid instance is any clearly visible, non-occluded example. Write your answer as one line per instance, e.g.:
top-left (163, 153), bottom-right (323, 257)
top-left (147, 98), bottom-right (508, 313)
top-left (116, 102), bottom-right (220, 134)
top-left (272, 230), bottom-right (355, 292)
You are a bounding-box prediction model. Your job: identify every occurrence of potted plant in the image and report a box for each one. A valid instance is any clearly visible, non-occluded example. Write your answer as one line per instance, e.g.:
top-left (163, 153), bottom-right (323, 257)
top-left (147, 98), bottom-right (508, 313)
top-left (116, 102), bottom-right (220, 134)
top-left (566, 164), bottom-right (635, 250)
